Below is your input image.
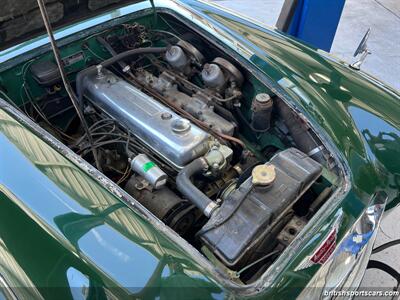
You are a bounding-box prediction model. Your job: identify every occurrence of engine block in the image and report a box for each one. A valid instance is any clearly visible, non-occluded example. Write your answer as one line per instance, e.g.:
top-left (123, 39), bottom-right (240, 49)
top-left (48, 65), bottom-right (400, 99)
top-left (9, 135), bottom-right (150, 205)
top-left (82, 69), bottom-right (211, 168)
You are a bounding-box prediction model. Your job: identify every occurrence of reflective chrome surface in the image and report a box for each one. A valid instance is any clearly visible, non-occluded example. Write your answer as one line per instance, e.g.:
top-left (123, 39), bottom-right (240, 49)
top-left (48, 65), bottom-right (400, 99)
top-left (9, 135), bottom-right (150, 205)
top-left (350, 28), bottom-right (372, 70)
top-left (83, 69), bottom-right (211, 168)
top-left (298, 191), bottom-right (387, 299)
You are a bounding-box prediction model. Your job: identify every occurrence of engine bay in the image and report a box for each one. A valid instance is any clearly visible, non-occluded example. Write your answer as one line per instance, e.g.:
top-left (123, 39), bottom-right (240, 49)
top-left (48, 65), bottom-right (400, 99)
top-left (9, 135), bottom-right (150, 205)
top-left (0, 13), bottom-right (343, 283)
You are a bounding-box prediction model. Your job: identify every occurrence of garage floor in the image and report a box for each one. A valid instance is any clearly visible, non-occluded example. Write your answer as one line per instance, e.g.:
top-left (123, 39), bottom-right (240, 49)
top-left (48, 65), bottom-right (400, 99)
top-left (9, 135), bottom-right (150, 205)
top-left (210, 0), bottom-right (400, 291)
top-left (210, 0), bottom-right (400, 91)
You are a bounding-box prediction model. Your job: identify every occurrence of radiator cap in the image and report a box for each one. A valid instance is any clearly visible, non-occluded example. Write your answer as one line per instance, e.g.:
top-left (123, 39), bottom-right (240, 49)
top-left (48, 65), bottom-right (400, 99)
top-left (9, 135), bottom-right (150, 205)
top-left (252, 164), bottom-right (276, 186)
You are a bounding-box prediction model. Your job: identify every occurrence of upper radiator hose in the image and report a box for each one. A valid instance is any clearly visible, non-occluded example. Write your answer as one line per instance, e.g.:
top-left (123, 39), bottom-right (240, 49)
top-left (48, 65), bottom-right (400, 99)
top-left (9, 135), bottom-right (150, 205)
top-left (176, 158), bottom-right (219, 218)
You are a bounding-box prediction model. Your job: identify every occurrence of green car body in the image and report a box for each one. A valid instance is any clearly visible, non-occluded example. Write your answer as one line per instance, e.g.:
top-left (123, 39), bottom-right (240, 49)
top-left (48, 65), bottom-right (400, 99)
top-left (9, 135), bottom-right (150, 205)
top-left (0, 0), bottom-right (399, 299)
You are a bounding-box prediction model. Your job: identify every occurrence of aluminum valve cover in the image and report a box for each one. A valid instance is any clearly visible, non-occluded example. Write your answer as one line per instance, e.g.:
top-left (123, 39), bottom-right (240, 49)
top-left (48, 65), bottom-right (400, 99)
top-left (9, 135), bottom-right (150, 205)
top-left (82, 69), bottom-right (211, 168)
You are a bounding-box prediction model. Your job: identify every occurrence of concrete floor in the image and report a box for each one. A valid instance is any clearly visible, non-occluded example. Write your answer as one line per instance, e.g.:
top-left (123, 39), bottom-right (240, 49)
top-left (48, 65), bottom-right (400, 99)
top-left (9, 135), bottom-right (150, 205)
top-left (210, 0), bottom-right (400, 291)
top-left (211, 0), bottom-right (400, 91)
top-left (333, 0), bottom-right (400, 91)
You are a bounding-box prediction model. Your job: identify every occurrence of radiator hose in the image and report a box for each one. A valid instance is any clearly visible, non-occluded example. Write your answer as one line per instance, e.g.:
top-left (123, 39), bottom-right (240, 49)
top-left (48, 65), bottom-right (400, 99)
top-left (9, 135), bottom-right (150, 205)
top-left (176, 158), bottom-right (219, 218)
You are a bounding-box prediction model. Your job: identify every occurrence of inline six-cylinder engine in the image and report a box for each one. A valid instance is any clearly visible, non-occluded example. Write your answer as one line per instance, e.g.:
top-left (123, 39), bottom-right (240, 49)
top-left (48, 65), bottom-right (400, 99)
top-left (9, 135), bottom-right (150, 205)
top-left (77, 38), bottom-right (326, 269)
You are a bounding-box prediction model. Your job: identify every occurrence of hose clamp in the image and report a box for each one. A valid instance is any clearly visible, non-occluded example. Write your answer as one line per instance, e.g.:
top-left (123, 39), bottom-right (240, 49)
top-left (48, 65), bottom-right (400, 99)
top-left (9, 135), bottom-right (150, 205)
top-left (122, 65), bottom-right (131, 73)
top-left (204, 202), bottom-right (219, 218)
top-left (308, 145), bottom-right (324, 157)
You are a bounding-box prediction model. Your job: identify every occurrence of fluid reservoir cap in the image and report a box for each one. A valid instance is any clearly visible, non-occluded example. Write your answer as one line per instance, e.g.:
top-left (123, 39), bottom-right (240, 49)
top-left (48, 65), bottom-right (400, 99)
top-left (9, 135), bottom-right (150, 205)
top-left (252, 164), bottom-right (276, 186)
top-left (171, 118), bottom-right (191, 134)
top-left (255, 93), bottom-right (272, 103)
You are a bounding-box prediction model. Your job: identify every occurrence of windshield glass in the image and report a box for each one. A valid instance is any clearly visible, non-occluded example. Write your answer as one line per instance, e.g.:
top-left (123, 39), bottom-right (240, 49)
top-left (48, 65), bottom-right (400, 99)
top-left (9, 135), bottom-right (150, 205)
top-left (0, 0), bottom-right (143, 49)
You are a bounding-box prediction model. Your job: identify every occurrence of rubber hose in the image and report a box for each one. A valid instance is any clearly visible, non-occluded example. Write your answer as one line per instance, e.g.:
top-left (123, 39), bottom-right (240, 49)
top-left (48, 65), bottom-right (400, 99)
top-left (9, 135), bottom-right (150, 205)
top-left (234, 106), bottom-right (270, 133)
top-left (100, 47), bottom-right (167, 68)
top-left (276, 100), bottom-right (326, 164)
top-left (176, 158), bottom-right (218, 217)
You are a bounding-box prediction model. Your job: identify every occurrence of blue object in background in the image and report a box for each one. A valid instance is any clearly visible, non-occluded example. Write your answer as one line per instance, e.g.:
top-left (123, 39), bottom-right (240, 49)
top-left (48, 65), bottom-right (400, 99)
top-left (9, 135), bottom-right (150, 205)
top-left (287, 0), bottom-right (346, 51)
